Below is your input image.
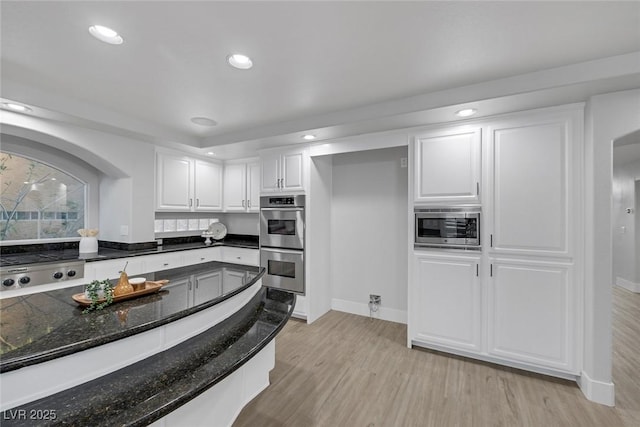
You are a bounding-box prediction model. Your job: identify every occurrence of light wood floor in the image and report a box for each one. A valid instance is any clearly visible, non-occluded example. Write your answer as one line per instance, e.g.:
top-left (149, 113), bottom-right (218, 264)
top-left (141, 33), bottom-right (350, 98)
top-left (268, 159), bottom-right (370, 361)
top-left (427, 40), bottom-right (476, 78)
top-left (234, 287), bottom-right (640, 427)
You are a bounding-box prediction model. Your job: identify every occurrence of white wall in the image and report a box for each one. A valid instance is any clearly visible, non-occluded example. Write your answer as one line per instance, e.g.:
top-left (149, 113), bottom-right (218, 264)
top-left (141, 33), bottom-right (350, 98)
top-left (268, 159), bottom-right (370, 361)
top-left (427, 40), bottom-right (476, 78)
top-left (582, 88), bottom-right (640, 405)
top-left (330, 146), bottom-right (408, 323)
top-left (612, 158), bottom-right (640, 287)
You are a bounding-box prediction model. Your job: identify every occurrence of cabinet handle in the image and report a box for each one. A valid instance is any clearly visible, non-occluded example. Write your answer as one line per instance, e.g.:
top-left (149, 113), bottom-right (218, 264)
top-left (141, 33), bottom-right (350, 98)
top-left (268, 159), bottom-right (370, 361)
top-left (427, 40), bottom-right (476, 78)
top-left (200, 257), bottom-right (205, 261)
top-left (163, 263), bottom-right (169, 266)
top-left (195, 279), bottom-right (199, 289)
top-left (490, 264), bottom-right (493, 277)
top-left (476, 264), bottom-right (479, 277)
top-left (188, 281), bottom-right (192, 291)
top-left (196, 198), bottom-right (200, 207)
top-left (189, 198), bottom-right (193, 207)
top-left (242, 199), bottom-right (245, 208)
top-left (248, 200), bottom-right (251, 208)
top-left (476, 182), bottom-right (480, 195)
top-left (490, 234), bottom-right (493, 247)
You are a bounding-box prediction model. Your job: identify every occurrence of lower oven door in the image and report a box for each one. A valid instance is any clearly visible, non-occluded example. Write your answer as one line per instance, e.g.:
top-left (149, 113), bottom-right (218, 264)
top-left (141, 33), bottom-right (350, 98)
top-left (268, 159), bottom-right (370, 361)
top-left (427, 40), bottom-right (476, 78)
top-left (260, 247), bottom-right (304, 294)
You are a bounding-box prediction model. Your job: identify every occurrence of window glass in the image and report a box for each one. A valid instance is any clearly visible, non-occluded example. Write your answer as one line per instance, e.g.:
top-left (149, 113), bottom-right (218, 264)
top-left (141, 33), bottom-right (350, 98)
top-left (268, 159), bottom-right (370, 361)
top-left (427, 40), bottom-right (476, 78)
top-left (0, 152), bottom-right (85, 241)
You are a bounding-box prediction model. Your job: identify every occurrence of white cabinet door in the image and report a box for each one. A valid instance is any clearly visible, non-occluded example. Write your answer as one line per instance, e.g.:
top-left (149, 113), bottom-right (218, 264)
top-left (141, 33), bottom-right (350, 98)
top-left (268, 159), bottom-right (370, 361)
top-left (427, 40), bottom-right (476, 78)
top-left (488, 117), bottom-right (571, 257)
top-left (223, 269), bottom-right (247, 293)
top-left (143, 253), bottom-right (183, 273)
top-left (412, 252), bottom-right (482, 352)
top-left (223, 163), bottom-right (247, 211)
top-left (193, 271), bottom-right (223, 306)
top-left (194, 160), bottom-right (223, 211)
top-left (487, 258), bottom-right (575, 373)
top-left (161, 277), bottom-right (191, 316)
top-left (282, 150), bottom-right (304, 191)
top-left (260, 153), bottom-right (280, 193)
top-left (182, 247), bottom-right (222, 266)
top-left (414, 128), bottom-right (481, 204)
top-left (156, 153), bottom-right (192, 211)
top-left (90, 258), bottom-right (144, 280)
top-left (247, 162), bottom-right (261, 212)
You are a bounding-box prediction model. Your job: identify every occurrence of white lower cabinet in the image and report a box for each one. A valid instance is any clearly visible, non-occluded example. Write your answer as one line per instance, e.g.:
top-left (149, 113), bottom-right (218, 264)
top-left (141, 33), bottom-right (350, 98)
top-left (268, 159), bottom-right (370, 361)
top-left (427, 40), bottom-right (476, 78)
top-left (222, 269), bottom-right (248, 293)
top-left (193, 271), bottom-right (223, 306)
top-left (86, 257), bottom-right (144, 281)
top-left (410, 251), bottom-right (577, 376)
top-left (487, 257), bottom-right (575, 373)
top-left (222, 247), bottom-right (259, 266)
top-left (411, 252), bottom-right (482, 352)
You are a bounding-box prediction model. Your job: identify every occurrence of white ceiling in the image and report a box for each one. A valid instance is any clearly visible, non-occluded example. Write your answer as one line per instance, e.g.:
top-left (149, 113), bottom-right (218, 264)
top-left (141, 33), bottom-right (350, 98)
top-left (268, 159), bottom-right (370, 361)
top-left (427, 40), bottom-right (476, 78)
top-left (1, 1), bottom-right (640, 158)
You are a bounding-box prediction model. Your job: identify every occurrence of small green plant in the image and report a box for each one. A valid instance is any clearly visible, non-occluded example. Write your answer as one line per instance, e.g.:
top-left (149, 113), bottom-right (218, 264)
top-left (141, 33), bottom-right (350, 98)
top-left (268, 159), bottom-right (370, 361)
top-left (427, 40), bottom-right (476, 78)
top-left (83, 279), bottom-right (114, 313)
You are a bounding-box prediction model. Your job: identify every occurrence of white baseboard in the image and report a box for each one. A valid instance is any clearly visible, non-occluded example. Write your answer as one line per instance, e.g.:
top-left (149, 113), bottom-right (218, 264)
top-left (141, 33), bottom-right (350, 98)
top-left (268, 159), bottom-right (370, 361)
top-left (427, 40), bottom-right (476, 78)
top-left (578, 371), bottom-right (615, 406)
top-left (331, 298), bottom-right (407, 324)
top-left (615, 277), bottom-right (640, 293)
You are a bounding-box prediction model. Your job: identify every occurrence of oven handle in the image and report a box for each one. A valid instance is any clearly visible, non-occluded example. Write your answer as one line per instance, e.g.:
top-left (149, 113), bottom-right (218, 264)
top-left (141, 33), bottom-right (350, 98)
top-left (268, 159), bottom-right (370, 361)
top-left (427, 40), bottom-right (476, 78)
top-left (260, 207), bottom-right (305, 211)
top-left (260, 247), bottom-right (304, 255)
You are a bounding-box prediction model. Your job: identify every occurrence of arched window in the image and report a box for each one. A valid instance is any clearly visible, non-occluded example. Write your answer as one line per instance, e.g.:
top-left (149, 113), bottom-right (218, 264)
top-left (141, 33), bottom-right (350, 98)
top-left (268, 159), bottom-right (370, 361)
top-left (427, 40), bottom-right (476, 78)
top-left (0, 152), bottom-right (86, 241)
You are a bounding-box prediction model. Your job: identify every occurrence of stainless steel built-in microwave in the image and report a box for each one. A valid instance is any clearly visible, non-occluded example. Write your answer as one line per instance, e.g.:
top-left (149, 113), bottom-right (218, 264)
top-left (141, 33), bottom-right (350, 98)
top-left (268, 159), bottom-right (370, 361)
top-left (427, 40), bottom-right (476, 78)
top-left (415, 207), bottom-right (480, 249)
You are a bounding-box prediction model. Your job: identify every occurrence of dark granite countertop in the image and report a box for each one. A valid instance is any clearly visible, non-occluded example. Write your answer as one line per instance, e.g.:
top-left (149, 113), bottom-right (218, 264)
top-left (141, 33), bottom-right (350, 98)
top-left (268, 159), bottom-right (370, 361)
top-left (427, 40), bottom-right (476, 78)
top-left (0, 234), bottom-right (259, 267)
top-left (0, 287), bottom-right (295, 426)
top-left (0, 261), bottom-right (263, 373)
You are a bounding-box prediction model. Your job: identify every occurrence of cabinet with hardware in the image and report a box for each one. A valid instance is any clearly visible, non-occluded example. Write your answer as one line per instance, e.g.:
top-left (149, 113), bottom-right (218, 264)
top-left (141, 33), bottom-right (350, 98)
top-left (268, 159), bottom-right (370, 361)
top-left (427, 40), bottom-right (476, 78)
top-left (485, 107), bottom-right (581, 258)
top-left (410, 251), bottom-right (482, 352)
top-left (223, 159), bottom-right (260, 212)
top-left (156, 152), bottom-right (223, 212)
top-left (487, 257), bottom-right (576, 373)
top-left (412, 127), bottom-right (481, 204)
top-left (260, 147), bottom-right (307, 194)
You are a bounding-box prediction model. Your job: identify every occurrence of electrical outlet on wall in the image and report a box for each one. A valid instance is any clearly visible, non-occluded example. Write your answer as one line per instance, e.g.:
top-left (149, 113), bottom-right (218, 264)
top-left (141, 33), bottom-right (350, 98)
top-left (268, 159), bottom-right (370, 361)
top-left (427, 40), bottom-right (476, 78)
top-left (400, 158), bottom-right (408, 168)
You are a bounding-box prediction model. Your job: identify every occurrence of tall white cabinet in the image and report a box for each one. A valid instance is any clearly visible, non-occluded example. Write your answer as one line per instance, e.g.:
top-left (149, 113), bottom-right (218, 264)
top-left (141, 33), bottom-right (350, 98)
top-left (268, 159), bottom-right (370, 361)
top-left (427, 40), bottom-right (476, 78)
top-left (409, 104), bottom-right (583, 378)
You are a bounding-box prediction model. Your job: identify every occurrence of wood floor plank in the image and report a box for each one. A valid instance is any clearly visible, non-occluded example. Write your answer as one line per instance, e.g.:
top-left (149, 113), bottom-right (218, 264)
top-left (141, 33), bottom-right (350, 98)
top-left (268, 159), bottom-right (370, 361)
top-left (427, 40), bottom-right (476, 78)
top-left (234, 288), bottom-right (639, 427)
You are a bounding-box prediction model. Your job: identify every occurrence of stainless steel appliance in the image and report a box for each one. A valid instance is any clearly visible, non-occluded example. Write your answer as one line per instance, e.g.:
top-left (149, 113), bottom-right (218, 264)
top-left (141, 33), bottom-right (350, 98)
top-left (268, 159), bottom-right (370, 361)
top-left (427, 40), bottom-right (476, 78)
top-left (260, 195), bottom-right (305, 294)
top-left (415, 207), bottom-right (481, 249)
top-left (1, 259), bottom-right (85, 291)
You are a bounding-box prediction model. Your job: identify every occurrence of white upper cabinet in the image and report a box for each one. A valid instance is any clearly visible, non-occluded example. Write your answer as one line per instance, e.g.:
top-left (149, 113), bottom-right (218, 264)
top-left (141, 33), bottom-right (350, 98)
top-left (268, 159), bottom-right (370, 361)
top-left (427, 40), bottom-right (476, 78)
top-left (223, 163), bottom-right (247, 211)
top-left (156, 152), bottom-right (222, 212)
top-left (413, 127), bottom-right (481, 204)
top-left (223, 159), bottom-right (260, 212)
top-left (194, 160), bottom-right (223, 211)
top-left (486, 108), bottom-right (580, 257)
top-left (260, 148), bottom-right (307, 194)
top-left (156, 153), bottom-right (192, 211)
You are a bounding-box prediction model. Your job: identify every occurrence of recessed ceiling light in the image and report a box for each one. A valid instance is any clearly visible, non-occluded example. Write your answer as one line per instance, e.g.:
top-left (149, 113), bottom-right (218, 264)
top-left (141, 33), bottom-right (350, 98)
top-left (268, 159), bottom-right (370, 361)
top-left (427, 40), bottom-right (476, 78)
top-left (2, 102), bottom-right (32, 113)
top-left (89, 25), bottom-right (124, 45)
top-left (227, 54), bottom-right (253, 70)
top-left (455, 108), bottom-right (477, 117)
top-left (302, 134), bottom-right (316, 141)
top-left (206, 152), bottom-right (215, 156)
top-left (191, 117), bottom-right (218, 127)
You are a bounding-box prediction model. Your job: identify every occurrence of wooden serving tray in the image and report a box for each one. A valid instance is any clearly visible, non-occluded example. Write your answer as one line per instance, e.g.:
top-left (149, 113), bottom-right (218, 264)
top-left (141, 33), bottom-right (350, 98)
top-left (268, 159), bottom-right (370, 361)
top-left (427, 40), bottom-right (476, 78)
top-left (72, 280), bottom-right (169, 307)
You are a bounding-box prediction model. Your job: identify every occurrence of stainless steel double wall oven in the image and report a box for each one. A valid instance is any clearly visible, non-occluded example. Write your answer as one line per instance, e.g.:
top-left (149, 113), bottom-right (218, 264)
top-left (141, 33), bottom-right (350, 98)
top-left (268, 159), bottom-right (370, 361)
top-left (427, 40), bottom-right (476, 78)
top-left (259, 195), bottom-right (305, 294)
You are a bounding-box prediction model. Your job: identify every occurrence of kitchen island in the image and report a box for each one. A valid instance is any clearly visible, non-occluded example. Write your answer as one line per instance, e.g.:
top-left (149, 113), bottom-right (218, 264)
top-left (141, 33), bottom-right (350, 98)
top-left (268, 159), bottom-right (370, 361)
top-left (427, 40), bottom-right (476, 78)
top-left (0, 261), bottom-right (294, 426)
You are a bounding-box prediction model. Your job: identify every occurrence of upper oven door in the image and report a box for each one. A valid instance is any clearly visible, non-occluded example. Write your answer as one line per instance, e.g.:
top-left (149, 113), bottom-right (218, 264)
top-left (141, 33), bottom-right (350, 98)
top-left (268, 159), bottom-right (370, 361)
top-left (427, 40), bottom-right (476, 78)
top-left (260, 208), bottom-right (305, 249)
top-left (415, 212), bottom-right (479, 246)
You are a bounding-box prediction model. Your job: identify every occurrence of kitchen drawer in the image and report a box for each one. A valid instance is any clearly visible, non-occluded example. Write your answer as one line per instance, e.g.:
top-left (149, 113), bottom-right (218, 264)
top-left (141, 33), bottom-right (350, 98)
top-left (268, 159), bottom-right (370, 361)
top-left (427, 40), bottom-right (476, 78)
top-left (183, 247), bottom-right (223, 266)
top-left (143, 253), bottom-right (184, 273)
top-left (222, 247), bottom-right (259, 266)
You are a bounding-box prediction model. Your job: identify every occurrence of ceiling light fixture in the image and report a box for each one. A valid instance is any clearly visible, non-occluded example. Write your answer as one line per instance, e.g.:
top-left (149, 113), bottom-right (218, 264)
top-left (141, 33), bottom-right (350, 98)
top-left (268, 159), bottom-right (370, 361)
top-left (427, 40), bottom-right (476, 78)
top-left (191, 117), bottom-right (218, 127)
top-left (2, 102), bottom-right (32, 113)
top-left (88, 25), bottom-right (124, 45)
top-left (302, 134), bottom-right (316, 141)
top-left (206, 152), bottom-right (215, 156)
top-left (455, 108), bottom-right (477, 118)
top-left (227, 54), bottom-right (253, 70)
